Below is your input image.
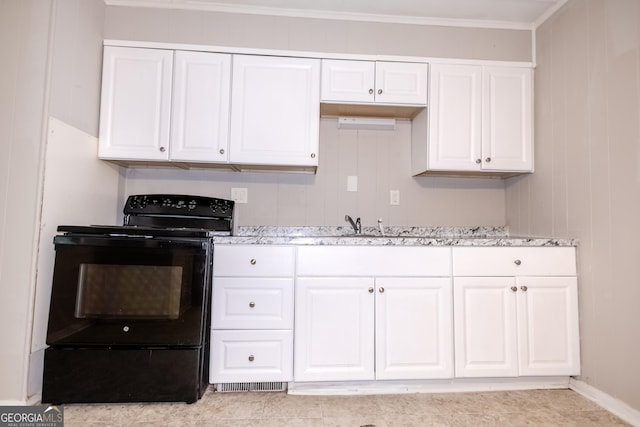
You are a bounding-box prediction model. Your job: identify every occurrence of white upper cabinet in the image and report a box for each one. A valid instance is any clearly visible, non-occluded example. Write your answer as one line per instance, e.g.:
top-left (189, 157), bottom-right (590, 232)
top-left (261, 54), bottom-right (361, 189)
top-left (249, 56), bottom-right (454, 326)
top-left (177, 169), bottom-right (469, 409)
top-left (229, 55), bottom-right (320, 168)
top-left (99, 46), bottom-right (173, 161)
top-left (170, 51), bottom-right (231, 163)
top-left (413, 63), bottom-right (533, 176)
top-left (321, 59), bottom-right (428, 105)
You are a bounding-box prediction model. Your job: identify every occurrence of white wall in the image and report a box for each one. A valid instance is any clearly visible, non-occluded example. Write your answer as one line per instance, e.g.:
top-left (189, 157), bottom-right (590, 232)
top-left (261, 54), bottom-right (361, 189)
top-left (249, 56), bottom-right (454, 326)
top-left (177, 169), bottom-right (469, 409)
top-left (506, 0), bottom-right (640, 411)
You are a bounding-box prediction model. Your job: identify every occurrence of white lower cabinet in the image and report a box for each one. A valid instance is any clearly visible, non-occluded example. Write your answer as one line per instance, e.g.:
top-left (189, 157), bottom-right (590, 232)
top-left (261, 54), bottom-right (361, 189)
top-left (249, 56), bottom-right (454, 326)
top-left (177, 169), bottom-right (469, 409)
top-left (294, 246), bottom-right (453, 382)
top-left (210, 245), bottom-right (295, 384)
top-left (453, 247), bottom-right (580, 378)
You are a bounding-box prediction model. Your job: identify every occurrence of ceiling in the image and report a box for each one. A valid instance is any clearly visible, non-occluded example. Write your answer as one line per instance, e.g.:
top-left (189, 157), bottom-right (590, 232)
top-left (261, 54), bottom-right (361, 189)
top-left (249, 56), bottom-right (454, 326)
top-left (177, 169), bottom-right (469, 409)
top-left (107, 0), bottom-right (568, 29)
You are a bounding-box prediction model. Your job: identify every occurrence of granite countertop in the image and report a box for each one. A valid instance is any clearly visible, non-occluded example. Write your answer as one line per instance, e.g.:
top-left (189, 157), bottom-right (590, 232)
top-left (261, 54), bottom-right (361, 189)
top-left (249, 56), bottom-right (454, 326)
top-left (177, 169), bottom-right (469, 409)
top-left (213, 226), bottom-right (577, 247)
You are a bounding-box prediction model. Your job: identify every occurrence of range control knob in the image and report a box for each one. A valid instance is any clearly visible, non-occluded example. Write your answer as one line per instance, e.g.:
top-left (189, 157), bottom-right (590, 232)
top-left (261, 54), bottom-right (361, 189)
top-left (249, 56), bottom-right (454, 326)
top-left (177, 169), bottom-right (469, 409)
top-left (188, 200), bottom-right (197, 210)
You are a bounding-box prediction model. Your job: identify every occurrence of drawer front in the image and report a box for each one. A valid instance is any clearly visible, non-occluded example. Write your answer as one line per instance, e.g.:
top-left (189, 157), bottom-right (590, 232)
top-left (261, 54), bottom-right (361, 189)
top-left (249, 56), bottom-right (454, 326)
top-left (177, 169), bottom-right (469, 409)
top-left (209, 330), bottom-right (293, 383)
top-left (297, 246), bottom-right (451, 277)
top-left (212, 278), bottom-right (293, 329)
top-left (214, 245), bottom-right (294, 277)
top-left (453, 247), bottom-right (576, 276)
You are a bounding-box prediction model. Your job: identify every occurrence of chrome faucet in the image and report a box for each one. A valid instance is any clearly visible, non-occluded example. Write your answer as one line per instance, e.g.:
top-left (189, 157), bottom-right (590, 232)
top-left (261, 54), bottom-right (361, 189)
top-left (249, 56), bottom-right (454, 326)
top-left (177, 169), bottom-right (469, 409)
top-left (345, 215), bottom-right (361, 234)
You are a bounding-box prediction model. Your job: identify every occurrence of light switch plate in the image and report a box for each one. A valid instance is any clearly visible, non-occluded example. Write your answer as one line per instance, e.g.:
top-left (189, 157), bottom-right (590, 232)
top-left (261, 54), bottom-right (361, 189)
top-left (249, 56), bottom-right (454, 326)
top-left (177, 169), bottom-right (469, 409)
top-left (347, 176), bottom-right (358, 192)
top-left (390, 190), bottom-right (400, 205)
top-left (231, 188), bottom-right (248, 204)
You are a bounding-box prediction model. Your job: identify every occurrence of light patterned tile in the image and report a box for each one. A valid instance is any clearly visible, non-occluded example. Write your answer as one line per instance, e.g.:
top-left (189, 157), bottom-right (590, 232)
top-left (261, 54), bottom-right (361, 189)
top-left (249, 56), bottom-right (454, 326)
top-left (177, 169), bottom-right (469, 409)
top-left (559, 410), bottom-right (632, 426)
top-left (322, 417), bottom-right (388, 427)
top-left (261, 393), bottom-right (323, 419)
top-left (320, 395), bottom-right (384, 418)
top-left (384, 413), bottom-right (465, 427)
top-left (375, 392), bottom-right (441, 416)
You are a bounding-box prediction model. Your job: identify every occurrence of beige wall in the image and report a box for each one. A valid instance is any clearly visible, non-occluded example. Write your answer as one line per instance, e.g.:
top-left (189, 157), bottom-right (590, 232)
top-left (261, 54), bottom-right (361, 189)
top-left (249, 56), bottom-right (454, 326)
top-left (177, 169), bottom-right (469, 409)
top-left (506, 0), bottom-right (640, 411)
top-left (125, 119), bottom-right (506, 227)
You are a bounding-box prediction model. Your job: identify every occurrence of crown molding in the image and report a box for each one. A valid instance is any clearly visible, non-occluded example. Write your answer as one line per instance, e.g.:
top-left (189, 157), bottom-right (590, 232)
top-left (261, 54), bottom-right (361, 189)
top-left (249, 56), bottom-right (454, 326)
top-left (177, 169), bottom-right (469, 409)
top-left (104, 0), bottom-right (536, 31)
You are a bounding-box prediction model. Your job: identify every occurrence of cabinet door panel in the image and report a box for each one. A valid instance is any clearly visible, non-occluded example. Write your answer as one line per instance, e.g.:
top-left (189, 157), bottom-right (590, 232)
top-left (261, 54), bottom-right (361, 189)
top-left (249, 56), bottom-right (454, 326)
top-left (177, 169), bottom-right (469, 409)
top-left (294, 277), bottom-right (375, 382)
top-left (170, 51), bottom-right (231, 162)
top-left (517, 277), bottom-right (580, 376)
top-left (375, 278), bottom-right (453, 380)
top-left (427, 64), bottom-right (482, 171)
top-left (230, 55), bottom-right (320, 166)
top-left (454, 277), bottom-right (518, 377)
top-left (99, 46), bottom-right (172, 160)
top-left (321, 59), bottom-right (375, 103)
top-left (482, 67), bottom-right (533, 171)
top-left (375, 62), bottom-right (428, 105)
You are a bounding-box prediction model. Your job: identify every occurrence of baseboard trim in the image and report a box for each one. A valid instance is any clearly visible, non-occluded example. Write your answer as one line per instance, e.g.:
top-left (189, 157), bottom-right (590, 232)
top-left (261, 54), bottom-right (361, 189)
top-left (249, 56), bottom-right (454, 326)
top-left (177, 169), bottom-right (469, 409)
top-left (289, 376), bottom-right (571, 395)
top-left (569, 379), bottom-right (640, 427)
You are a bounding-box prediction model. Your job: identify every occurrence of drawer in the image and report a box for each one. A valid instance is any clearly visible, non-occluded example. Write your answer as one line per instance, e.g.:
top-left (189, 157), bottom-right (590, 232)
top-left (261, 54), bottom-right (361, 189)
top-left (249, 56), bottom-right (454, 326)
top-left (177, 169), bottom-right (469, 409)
top-left (214, 245), bottom-right (294, 277)
top-left (297, 246), bottom-right (451, 276)
top-left (453, 247), bottom-right (576, 276)
top-left (212, 278), bottom-right (293, 329)
top-left (209, 330), bottom-right (293, 383)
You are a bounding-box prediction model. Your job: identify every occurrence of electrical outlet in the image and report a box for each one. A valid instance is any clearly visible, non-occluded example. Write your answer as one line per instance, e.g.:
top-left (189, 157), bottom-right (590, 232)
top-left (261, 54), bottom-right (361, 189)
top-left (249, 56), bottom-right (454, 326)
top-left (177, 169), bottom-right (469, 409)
top-left (390, 190), bottom-right (400, 205)
top-left (231, 188), bottom-right (248, 204)
top-left (347, 176), bottom-right (358, 192)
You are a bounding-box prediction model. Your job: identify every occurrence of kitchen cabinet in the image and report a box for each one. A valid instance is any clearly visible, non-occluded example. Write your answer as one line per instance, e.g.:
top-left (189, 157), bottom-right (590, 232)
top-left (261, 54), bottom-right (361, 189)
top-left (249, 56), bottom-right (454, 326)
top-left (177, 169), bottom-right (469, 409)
top-left (321, 59), bottom-right (429, 105)
top-left (99, 47), bottom-right (232, 163)
top-left (294, 246), bottom-right (453, 382)
top-left (210, 245), bottom-right (295, 383)
top-left (452, 247), bottom-right (580, 378)
top-left (412, 63), bottom-right (533, 175)
top-left (99, 46), bottom-right (173, 161)
top-left (229, 55), bottom-right (320, 169)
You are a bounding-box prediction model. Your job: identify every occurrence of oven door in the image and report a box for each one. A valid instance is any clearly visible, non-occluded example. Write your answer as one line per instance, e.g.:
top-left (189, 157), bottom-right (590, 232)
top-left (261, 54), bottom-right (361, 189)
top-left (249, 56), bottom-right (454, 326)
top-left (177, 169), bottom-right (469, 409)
top-left (46, 234), bottom-right (212, 347)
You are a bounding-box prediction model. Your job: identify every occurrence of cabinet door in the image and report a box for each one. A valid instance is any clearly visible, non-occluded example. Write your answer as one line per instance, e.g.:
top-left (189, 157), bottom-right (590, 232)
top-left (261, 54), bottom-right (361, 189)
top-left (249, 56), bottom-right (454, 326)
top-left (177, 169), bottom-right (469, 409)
top-left (320, 59), bottom-right (375, 103)
top-left (229, 55), bottom-right (320, 167)
top-left (482, 67), bottom-right (533, 172)
top-left (375, 62), bottom-right (429, 105)
top-left (375, 277), bottom-right (453, 380)
top-left (170, 51), bottom-right (231, 162)
top-left (294, 277), bottom-right (375, 382)
top-left (99, 46), bottom-right (173, 160)
top-left (454, 277), bottom-right (518, 377)
top-left (427, 64), bottom-right (482, 171)
top-left (517, 276), bottom-right (580, 376)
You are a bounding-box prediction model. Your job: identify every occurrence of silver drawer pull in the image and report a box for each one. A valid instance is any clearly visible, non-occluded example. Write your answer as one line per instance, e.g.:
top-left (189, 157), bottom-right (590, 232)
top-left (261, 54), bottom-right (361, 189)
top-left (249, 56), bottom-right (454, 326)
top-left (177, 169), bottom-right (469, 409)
top-left (248, 355), bottom-right (255, 362)
top-left (520, 286), bottom-right (528, 292)
top-left (514, 259), bottom-right (522, 266)
top-left (510, 286), bottom-right (518, 292)
top-left (379, 287), bottom-right (385, 293)
top-left (250, 258), bottom-right (257, 265)
top-left (249, 301), bottom-right (255, 308)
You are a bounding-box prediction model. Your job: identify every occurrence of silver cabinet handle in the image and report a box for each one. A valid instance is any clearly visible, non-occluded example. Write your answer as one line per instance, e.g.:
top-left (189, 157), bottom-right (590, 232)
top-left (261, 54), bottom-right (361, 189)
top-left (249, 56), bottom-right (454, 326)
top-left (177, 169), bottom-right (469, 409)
top-left (485, 157), bottom-right (492, 162)
top-left (369, 88), bottom-right (374, 94)
top-left (159, 146), bottom-right (166, 152)
top-left (379, 287), bottom-right (385, 293)
top-left (219, 148), bottom-right (225, 154)
top-left (250, 259), bottom-right (257, 265)
top-left (476, 159), bottom-right (481, 164)
top-left (520, 286), bottom-right (528, 292)
top-left (249, 301), bottom-right (255, 308)
top-left (310, 153), bottom-right (316, 159)
top-left (378, 89), bottom-right (383, 95)
top-left (368, 287), bottom-right (374, 293)
top-left (514, 259), bottom-right (522, 266)
top-left (248, 355), bottom-right (255, 362)
top-left (510, 286), bottom-right (518, 292)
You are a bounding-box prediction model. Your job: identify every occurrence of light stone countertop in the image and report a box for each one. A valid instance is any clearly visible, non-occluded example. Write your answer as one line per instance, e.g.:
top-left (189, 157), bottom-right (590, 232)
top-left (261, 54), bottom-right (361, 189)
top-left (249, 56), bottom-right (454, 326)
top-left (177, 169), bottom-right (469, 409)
top-left (213, 226), bottom-right (577, 247)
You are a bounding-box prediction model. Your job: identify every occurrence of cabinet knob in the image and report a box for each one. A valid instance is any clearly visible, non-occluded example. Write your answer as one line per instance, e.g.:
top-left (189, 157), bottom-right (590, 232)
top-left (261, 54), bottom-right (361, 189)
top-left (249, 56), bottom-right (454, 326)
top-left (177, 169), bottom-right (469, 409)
top-left (219, 148), bottom-right (225, 155)
top-left (485, 157), bottom-right (492, 163)
top-left (249, 301), bottom-right (255, 308)
top-left (379, 287), bottom-right (385, 293)
top-left (159, 146), bottom-right (166, 153)
top-left (369, 88), bottom-right (374, 94)
top-left (250, 258), bottom-right (257, 265)
top-left (368, 287), bottom-right (374, 293)
top-left (248, 355), bottom-right (255, 362)
top-left (378, 89), bottom-right (383, 95)
top-left (520, 286), bottom-right (528, 292)
top-left (510, 286), bottom-right (518, 292)
top-left (514, 259), bottom-right (522, 266)
top-left (476, 159), bottom-right (481, 164)
top-left (310, 153), bottom-right (316, 159)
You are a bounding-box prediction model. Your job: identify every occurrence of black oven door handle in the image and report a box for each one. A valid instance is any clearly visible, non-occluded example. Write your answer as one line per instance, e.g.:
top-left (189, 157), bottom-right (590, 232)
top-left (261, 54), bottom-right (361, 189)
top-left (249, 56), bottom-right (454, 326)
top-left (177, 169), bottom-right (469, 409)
top-left (53, 235), bottom-right (208, 250)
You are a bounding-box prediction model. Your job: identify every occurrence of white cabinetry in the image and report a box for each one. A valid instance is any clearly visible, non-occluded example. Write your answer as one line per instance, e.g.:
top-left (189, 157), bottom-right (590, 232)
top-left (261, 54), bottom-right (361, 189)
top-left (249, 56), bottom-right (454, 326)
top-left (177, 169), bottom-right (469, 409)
top-left (294, 246), bottom-right (453, 382)
top-left (210, 245), bottom-right (295, 383)
top-left (452, 247), bottom-right (580, 378)
top-left (412, 63), bottom-right (533, 175)
top-left (229, 55), bottom-right (320, 168)
top-left (321, 59), bottom-right (428, 105)
top-left (99, 46), bottom-right (173, 161)
top-left (99, 47), bottom-right (232, 163)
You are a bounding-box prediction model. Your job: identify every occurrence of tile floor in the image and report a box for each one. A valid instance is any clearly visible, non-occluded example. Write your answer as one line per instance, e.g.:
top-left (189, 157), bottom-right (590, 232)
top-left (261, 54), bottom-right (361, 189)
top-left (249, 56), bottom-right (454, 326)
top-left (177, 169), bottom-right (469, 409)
top-left (62, 387), bottom-right (631, 426)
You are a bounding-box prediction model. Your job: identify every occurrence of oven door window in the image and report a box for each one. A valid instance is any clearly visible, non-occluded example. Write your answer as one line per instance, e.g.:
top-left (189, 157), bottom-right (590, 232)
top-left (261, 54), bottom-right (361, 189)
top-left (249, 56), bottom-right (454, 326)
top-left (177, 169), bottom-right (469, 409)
top-left (47, 236), bottom-right (210, 347)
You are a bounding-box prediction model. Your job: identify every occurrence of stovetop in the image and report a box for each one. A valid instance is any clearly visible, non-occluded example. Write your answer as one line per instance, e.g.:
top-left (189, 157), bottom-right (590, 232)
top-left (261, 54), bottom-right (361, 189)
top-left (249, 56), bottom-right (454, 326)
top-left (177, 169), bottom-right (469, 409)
top-left (56, 225), bottom-right (229, 238)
